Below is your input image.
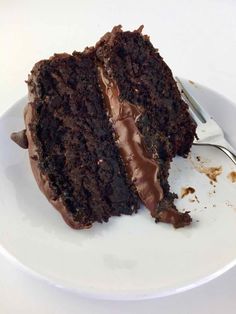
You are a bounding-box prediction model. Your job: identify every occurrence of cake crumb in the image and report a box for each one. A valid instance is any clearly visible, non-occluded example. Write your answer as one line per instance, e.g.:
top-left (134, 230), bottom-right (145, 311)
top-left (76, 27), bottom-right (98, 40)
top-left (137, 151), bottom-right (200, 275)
top-left (189, 80), bottom-right (195, 85)
top-left (227, 171), bottom-right (236, 183)
top-left (210, 181), bottom-right (216, 187)
top-left (196, 156), bottom-right (201, 162)
top-left (194, 195), bottom-right (200, 203)
top-left (208, 189), bottom-right (217, 197)
top-left (190, 156), bottom-right (222, 183)
top-left (198, 166), bottom-right (222, 182)
top-left (181, 187), bottom-right (195, 198)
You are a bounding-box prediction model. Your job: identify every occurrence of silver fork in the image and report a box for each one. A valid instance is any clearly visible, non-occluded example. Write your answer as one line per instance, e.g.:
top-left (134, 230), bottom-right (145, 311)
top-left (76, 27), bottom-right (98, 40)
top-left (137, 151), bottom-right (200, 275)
top-left (175, 77), bottom-right (236, 165)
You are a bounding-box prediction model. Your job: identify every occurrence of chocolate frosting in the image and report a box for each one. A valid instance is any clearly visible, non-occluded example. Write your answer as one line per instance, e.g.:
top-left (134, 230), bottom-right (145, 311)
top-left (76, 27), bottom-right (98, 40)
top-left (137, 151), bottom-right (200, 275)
top-left (10, 129), bottom-right (28, 149)
top-left (98, 67), bottom-right (163, 215)
top-left (156, 209), bottom-right (191, 228)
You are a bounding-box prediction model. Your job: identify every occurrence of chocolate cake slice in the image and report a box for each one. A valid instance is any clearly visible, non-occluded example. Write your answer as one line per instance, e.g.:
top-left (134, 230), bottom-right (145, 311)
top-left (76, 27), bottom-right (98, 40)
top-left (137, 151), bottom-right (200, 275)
top-left (11, 26), bottom-right (196, 229)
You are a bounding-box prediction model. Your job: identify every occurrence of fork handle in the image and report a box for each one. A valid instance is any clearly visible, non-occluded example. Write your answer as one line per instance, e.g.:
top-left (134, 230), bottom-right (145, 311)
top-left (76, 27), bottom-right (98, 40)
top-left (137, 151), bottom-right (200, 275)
top-left (218, 145), bottom-right (236, 165)
top-left (193, 143), bottom-right (236, 165)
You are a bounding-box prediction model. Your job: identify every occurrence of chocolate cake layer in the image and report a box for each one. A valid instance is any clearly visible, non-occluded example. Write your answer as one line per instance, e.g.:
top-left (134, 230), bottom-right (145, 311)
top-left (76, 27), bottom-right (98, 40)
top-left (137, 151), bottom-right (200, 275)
top-left (26, 52), bottom-right (140, 228)
top-left (98, 66), bottom-right (163, 216)
top-left (96, 26), bottom-right (196, 227)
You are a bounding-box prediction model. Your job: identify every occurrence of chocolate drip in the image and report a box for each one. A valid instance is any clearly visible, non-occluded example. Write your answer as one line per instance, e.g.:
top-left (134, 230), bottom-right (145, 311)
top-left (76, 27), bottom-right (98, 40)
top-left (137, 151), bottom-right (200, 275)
top-left (156, 209), bottom-right (191, 228)
top-left (10, 129), bottom-right (28, 149)
top-left (98, 67), bottom-right (163, 215)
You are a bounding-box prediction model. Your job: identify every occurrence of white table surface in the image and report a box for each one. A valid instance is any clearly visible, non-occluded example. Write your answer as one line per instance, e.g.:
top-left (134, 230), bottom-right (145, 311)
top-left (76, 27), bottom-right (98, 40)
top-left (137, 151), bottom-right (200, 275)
top-left (1, 0), bottom-right (236, 313)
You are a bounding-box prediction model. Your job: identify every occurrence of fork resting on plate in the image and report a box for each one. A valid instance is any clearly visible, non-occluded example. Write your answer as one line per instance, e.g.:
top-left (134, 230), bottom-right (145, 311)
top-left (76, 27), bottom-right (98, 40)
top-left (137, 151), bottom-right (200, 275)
top-left (176, 77), bottom-right (236, 165)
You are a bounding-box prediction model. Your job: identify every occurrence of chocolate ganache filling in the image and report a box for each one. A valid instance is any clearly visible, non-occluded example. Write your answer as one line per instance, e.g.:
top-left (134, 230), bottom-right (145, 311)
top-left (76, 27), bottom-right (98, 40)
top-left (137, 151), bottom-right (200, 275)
top-left (98, 67), bottom-right (163, 215)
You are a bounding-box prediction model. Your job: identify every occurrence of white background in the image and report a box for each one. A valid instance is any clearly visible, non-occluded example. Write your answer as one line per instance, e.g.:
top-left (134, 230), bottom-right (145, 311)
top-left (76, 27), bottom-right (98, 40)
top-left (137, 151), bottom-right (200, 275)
top-left (1, 0), bottom-right (236, 313)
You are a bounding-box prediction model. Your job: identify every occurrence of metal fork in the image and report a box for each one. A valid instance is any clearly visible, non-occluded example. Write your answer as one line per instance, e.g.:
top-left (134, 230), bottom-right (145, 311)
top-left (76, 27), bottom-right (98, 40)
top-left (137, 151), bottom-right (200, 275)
top-left (175, 77), bottom-right (236, 165)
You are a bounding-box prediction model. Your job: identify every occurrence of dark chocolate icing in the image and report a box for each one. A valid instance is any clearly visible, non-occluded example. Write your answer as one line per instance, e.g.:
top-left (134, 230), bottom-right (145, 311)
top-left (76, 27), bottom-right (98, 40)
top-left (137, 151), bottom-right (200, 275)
top-left (10, 129), bottom-right (28, 149)
top-left (98, 67), bottom-right (163, 215)
top-left (156, 209), bottom-right (191, 228)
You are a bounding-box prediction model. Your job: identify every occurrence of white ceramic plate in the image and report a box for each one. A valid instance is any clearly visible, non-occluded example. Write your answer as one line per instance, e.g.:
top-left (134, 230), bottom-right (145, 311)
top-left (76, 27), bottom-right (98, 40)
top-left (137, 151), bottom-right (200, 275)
top-left (0, 80), bottom-right (236, 300)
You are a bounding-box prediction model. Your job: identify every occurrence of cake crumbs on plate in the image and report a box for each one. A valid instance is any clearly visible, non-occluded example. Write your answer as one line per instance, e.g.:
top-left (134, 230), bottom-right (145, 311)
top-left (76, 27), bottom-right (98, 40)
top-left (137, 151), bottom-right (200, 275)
top-left (196, 165), bottom-right (222, 182)
top-left (194, 195), bottom-right (200, 203)
top-left (181, 187), bottom-right (195, 198)
top-left (189, 154), bottom-right (221, 183)
top-left (227, 171), bottom-right (236, 183)
top-left (210, 181), bottom-right (216, 187)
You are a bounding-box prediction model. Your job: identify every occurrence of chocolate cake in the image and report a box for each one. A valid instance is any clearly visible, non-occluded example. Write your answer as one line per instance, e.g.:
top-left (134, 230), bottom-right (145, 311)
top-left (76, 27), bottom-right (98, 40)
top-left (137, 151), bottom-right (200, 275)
top-left (11, 26), bottom-right (196, 229)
